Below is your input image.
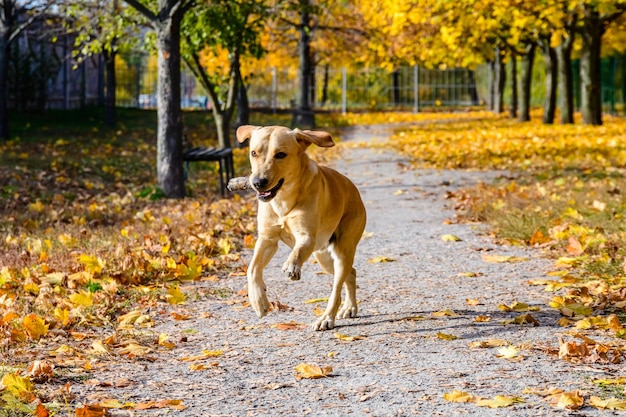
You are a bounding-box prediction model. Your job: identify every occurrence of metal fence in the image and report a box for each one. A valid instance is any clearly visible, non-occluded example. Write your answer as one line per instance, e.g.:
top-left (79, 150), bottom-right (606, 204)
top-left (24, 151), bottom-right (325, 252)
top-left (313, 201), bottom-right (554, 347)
top-left (115, 56), bottom-right (482, 112)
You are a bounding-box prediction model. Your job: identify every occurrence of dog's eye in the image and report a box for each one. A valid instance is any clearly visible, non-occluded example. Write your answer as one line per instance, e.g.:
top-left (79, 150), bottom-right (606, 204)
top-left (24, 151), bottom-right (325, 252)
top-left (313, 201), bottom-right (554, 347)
top-left (250, 151), bottom-right (257, 157)
top-left (275, 152), bottom-right (287, 159)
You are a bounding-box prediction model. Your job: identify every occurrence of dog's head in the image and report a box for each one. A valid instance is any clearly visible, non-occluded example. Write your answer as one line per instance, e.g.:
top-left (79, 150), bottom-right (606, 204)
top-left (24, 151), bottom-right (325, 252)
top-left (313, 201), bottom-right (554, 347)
top-left (236, 125), bottom-right (335, 202)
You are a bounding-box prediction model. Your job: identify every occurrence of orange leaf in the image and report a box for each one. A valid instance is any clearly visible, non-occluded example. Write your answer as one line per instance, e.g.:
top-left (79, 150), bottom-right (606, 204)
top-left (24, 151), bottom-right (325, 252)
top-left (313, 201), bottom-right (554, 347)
top-left (75, 405), bottom-right (107, 417)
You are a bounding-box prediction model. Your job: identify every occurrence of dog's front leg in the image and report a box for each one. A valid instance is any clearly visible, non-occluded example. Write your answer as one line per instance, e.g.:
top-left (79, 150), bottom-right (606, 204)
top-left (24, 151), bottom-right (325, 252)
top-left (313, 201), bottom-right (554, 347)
top-left (282, 236), bottom-right (315, 281)
top-left (247, 238), bottom-right (278, 318)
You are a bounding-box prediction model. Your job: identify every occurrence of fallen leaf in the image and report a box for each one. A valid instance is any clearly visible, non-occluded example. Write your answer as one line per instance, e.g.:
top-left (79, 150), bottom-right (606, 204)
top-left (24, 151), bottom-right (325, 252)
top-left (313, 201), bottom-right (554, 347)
top-left (432, 309), bottom-right (457, 317)
top-left (589, 396), bottom-right (626, 410)
top-left (437, 332), bottom-right (459, 341)
top-left (166, 286), bottom-right (186, 305)
top-left (443, 390), bottom-right (475, 403)
top-left (555, 391), bottom-right (584, 410)
top-left (179, 349), bottom-right (223, 362)
top-left (272, 322), bottom-right (305, 331)
top-left (496, 345), bottom-right (520, 359)
top-left (474, 315), bottom-right (491, 322)
top-left (22, 314), bottom-right (49, 340)
top-left (334, 333), bottom-right (366, 342)
top-left (294, 363), bottom-right (332, 379)
top-left (305, 297), bottom-right (329, 304)
top-left (469, 339), bottom-right (508, 349)
top-left (368, 256), bottom-right (396, 263)
top-left (482, 254), bottom-right (529, 263)
top-left (75, 405), bottom-right (107, 417)
top-left (476, 395), bottom-right (524, 408)
top-left (441, 234), bottom-right (462, 242)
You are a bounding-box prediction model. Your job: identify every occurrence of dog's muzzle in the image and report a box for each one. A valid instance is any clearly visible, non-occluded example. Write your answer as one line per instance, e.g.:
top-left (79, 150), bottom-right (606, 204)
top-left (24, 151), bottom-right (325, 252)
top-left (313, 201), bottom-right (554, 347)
top-left (254, 178), bottom-right (284, 202)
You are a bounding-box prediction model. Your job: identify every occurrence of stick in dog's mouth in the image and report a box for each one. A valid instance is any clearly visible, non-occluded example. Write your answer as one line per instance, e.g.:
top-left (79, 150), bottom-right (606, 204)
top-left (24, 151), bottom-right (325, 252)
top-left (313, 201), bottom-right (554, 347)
top-left (256, 178), bottom-right (284, 202)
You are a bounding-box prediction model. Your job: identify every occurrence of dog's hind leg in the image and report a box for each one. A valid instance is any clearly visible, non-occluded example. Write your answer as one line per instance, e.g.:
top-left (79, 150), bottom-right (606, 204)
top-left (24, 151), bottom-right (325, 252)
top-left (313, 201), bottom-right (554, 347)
top-left (314, 249), bottom-right (358, 320)
top-left (313, 245), bottom-right (357, 331)
top-left (247, 238), bottom-right (278, 318)
top-left (337, 267), bottom-right (358, 319)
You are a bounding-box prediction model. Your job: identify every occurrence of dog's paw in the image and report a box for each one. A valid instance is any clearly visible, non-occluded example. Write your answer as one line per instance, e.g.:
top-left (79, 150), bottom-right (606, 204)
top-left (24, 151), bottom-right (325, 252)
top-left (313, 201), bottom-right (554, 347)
top-left (282, 263), bottom-right (301, 281)
top-left (338, 304), bottom-right (358, 319)
top-left (312, 315), bottom-right (335, 331)
top-left (248, 284), bottom-right (270, 318)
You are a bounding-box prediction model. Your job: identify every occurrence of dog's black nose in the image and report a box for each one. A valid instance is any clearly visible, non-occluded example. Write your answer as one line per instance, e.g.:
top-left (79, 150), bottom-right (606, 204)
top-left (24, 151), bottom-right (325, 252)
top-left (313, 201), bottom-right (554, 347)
top-left (252, 177), bottom-right (268, 190)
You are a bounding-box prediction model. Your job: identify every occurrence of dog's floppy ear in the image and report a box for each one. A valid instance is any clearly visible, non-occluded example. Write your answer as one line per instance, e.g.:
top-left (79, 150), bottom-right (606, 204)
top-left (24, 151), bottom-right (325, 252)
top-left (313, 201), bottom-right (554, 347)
top-left (236, 125), bottom-right (259, 143)
top-left (294, 129), bottom-right (335, 148)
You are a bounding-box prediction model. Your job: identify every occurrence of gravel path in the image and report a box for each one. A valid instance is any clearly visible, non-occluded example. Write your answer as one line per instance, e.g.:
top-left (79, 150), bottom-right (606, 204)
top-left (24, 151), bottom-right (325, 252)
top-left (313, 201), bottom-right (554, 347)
top-left (74, 124), bottom-right (620, 416)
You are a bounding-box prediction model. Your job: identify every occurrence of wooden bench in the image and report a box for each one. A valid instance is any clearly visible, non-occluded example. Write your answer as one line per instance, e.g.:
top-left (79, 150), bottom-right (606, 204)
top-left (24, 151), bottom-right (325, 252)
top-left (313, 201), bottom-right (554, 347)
top-left (183, 147), bottom-right (234, 196)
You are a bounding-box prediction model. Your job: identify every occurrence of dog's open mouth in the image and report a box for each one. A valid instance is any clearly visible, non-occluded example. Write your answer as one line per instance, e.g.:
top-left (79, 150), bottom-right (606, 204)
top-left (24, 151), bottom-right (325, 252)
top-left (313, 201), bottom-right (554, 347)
top-left (256, 178), bottom-right (284, 202)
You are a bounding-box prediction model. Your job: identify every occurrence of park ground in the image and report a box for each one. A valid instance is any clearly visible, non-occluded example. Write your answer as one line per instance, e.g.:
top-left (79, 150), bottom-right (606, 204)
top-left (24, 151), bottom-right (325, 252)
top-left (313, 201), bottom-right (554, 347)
top-left (1, 109), bottom-right (626, 415)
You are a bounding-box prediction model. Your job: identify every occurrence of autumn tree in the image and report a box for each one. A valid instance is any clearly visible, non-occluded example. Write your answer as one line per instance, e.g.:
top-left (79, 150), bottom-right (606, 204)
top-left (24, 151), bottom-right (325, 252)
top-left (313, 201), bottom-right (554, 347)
top-left (122, 0), bottom-right (194, 198)
top-left (66, 0), bottom-right (141, 127)
top-left (182, 0), bottom-right (267, 149)
top-left (577, 1), bottom-right (626, 125)
top-left (0, 0), bottom-right (54, 140)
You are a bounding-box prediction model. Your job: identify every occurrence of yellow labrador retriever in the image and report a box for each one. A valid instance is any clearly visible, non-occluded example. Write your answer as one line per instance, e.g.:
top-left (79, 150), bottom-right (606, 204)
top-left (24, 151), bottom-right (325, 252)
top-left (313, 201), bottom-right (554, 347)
top-left (236, 125), bottom-right (366, 330)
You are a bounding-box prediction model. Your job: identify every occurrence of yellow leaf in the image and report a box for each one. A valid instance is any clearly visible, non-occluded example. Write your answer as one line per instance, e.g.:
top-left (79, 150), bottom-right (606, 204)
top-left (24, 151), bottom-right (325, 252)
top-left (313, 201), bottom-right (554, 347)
top-left (22, 314), bottom-right (48, 340)
top-left (482, 254), bottom-right (529, 263)
top-left (555, 391), bottom-right (584, 410)
top-left (117, 310), bottom-right (152, 329)
top-left (176, 258), bottom-right (202, 281)
top-left (334, 333), bottom-right (366, 342)
top-left (53, 307), bottom-right (71, 327)
top-left (469, 339), bottom-right (508, 349)
top-left (368, 256), bottom-right (396, 263)
top-left (166, 286), bottom-right (186, 305)
top-left (437, 332), bottom-right (458, 341)
top-left (117, 342), bottom-right (152, 357)
top-left (294, 363), bottom-right (332, 379)
top-left (476, 395), bottom-right (524, 408)
top-left (304, 297), bottom-right (329, 304)
top-left (90, 340), bottom-right (111, 355)
top-left (158, 333), bottom-right (176, 349)
top-left (23, 282), bottom-right (39, 295)
top-left (179, 349), bottom-right (223, 361)
top-left (1, 373), bottom-right (34, 397)
top-left (441, 234), bottom-right (462, 242)
top-left (78, 254), bottom-right (105, 274)
top-left (432, 309), bottom-right (457, 317)
top-left (69, 291), bottom-right (94, 307)
top-left (509, 301), bottom-right (540, 312)
top-left (443, 390), bottom-right (475, 403)
top-left (593, 377), bottom-right (626, 385)
top-left (474, 315), bottom-right (491, 322)
top-left (497, 345), bottom-right (520, 359)
top-left (466, 298), bottom-right (480, 306)
top-left (589, 396), bottom-right (626, 410)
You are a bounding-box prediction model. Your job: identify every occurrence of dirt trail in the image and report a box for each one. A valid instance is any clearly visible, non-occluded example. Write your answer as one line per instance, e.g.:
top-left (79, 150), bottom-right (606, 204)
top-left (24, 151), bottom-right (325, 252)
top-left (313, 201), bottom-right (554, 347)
top-left (74, 124), bottom-right (618, 416)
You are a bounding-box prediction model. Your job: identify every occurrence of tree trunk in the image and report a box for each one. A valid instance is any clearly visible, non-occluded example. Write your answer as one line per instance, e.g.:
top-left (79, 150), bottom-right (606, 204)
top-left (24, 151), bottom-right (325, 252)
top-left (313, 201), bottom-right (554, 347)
top-left (542, 42), bottom-right (557, 124)
top-left (236, 69), bottom-right (249, 128)
top-left (0, 26), bottom-right (10, 140)
top-left (321, 64), bottom-right (329, 107)
top-left (487, 61), bottom-right (494, 110)
top-left (392, 69), bottom-right (401, 105)
top-left (155, 17), bottom-right (185, 198)
top-left (579, 9), bottom-right (603, 125)
top-left (293, 0), bottom-right (315, 128)
top-left (103, 48), bottom-right (117, 127)
top-left (518, 43), bottom-right (536, 122)
top-left (468, 70), bottom-right (479, 105)
top-left (493, 47), bottom-right (506, 114)
top-left (509, 54), bottom-right (517, 118)
top-left (556, 32), bottom-right (574, 124)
